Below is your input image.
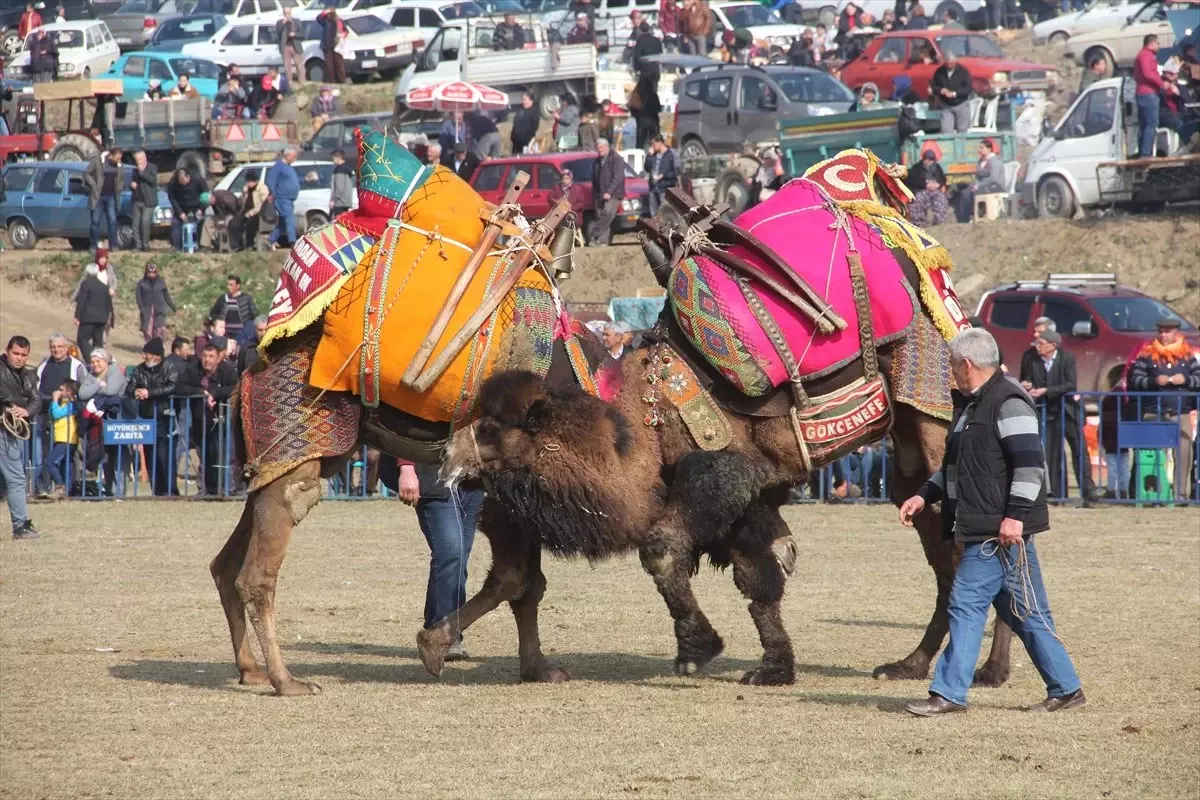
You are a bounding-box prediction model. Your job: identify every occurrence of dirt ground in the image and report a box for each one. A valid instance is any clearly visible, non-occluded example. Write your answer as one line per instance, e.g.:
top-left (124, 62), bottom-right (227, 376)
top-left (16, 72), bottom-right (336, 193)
top-left (0, 501), bottom-right (1196, 799)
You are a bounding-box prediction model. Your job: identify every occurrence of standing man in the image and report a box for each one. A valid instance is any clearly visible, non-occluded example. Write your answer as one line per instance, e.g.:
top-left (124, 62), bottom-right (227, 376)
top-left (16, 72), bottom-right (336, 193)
top-left (84, 146), bottom-right (125, 251)
top-left (1127, 317), bottom-right (1200, 501)
top-left (234, 172), bottom-right (269, 250)
top-left (1133, 35), bottom-right (1176, 157)
top-left (1079, 54), bottom-right (1109, 93)
top-left (466, 111), bottom-right (501, 161)
top-left (659, 0), bottom-right (680, 52)
top-left (17, 2), bottom-right (41, 40)
top-left (932, 48), bottom-right (972, 134)
top-left (129, 150), bottom-right (158, 252)
top-left (587, 138), bottom-right (625, 247)
top-left (548, 168), bottom-right (587, 222)
top-left (208, 274), bottom-right (258, 344)
top-left (396, 458), bottom-right (484, 662)
top-left (644, 134), bottom-right (676, 216)
top-left (1020, 330), bottom-right (1095, 500)
top-left (901, 328), bottom-right (1085, 716)
top-left (0, 336), bottom-right (41, 540)
top-left (510, 92), bottom-right (540, 155)
top-left (1019, 316), bottom-right (1056, 379)
top-left (329, 148), bottom-right (355, 218)
top-left (28, 28), bottom-right (58, 84)
top-left (178, 343), bottom-right (239, 495)
top-left (276, 5), bottom-right (304, 88)
top-left (265, 147), bottom-right (300, 250)
top-left (681, 0), bottom-right (712, 56)
top-left (73, 263), bottom-right (112, 362)
top-left (136, 261), bottom-right (176, 342)
top-left (126, 337), bottom-right (180, 497)
top-left (319, 6), bottom-right (347, 85)
top-left (491, 13), bottom-right (526, 50)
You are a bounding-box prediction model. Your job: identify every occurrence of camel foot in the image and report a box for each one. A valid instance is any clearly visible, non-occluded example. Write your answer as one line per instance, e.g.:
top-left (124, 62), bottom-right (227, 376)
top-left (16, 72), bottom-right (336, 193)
top-left (872, 658), bottom-right (930, 681)
top-left (417, 623), bottom-right (455, 678)
top-left (973, 663), bottom-right (1010, 688)
top-left (239, 668), bottom-right (271, 686)
top-left (275, 678), bottom-right (322, 697)
top-left (520, 665), bottom-right (571, 683)
top-left (674, 634), bottom-right (725, 677)
top-left (740, 665), bottom-right (796, 686)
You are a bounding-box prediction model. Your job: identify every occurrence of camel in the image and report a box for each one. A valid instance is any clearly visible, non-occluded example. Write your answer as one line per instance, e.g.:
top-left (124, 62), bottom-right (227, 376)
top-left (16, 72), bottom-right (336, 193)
top-left (210, 152), bottom-right (1014, 695)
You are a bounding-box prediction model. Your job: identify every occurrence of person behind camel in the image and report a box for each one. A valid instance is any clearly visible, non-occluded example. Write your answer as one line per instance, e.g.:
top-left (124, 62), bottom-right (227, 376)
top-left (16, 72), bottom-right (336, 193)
top-left (178, 343), bottom-right (239, 495)
top-left (902, 327), bottom-right (1085, 716)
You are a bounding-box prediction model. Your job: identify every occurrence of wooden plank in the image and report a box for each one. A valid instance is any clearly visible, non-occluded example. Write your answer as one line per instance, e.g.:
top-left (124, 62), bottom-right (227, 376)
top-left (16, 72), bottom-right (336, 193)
top-left (33, 79), bottom-right (124, 101)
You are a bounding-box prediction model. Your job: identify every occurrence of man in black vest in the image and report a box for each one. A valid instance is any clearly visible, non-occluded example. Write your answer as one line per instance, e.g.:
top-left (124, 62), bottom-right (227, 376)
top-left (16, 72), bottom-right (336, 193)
top-left (900, 328), bottom-right (1085, 716)
top-left (1020, 330), bottom-right (1095, 500)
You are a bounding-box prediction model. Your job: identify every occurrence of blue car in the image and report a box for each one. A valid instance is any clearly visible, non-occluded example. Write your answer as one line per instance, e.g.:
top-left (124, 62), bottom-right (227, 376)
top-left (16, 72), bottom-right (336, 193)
top-left (100, 52), bottom-right (222, 102)
top-left (1, 161), bottom-right (172, 250)
top-left (145, 14), bottom-right (229, 53)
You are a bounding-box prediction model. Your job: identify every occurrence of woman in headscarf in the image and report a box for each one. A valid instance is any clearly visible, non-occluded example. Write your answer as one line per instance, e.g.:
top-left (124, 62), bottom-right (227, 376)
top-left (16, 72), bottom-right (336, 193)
top-left (78, 347), bottom-right (130, 496)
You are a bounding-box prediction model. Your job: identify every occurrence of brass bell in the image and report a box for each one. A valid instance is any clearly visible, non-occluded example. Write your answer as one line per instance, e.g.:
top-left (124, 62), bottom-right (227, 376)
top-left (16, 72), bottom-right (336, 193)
top-left (548, 216), bottom-right (577, 281)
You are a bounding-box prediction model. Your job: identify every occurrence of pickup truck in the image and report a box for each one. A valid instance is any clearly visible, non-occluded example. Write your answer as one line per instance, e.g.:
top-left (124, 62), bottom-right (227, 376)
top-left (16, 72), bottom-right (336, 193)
top-left (1021, 76), bottom-right (1200, 218)
top-left (396, 19), bottom-right (597, 117)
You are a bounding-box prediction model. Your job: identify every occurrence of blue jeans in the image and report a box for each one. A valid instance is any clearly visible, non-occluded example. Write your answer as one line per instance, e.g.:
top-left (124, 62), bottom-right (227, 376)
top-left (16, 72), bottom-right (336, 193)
top-left (1105, 450), bottom-right (1131, 497)
top-left (1137, 93), bottom-right (1160, 158)
top-left (929, 537), bottom-right (1081, 706)
top-left (415, 488), bottom-right (483, 629)
top-left (90, 195), bottom-right (119, 250)
top-left (269, 196), bottom-right (297, 245)
top-left (37, 442), bottom-right (73, 492)
top-left (1, 431), bottom-right (31, 531)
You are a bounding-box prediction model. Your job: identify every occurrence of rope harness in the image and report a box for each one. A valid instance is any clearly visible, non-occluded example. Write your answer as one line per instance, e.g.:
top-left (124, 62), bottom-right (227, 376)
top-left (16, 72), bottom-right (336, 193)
top-left (980, 537), bottom-right (1065, 645)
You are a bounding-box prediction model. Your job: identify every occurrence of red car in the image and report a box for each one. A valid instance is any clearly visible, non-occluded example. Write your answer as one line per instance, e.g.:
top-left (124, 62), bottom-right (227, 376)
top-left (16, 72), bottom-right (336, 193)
top-left (467, 153), bottom-right (649, 233)
top-left (975, 273), bottom-right (1198, 393)
top-left (840, 31), bottom-right (1058, 101)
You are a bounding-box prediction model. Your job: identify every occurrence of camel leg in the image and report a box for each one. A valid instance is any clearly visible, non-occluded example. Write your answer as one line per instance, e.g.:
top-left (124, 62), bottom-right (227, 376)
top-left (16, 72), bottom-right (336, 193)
top-left (236, 460), bottom-right (324, 696)
top-left (731, 495), bottom-right (795, 686)
top-left (508, 542), bottom-right (570, 683)
top-left (416, 504), bottom-right (538, 679)
top-left (640, 526), bottom-right (725, 677)
top-left (973, 616), bottom-right (1014, 687)
top-left (210, 500), bottom-right (269, 685)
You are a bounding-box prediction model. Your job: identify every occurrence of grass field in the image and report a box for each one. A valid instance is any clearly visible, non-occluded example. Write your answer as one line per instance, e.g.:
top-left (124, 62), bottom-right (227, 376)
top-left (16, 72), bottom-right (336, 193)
top-left (1, 501), bottom-right (1197, 799)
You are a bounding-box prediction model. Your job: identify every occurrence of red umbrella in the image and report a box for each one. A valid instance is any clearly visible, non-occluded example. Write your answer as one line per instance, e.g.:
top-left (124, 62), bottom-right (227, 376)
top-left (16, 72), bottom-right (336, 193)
top-left (405, 80), bottom-right (508, 112)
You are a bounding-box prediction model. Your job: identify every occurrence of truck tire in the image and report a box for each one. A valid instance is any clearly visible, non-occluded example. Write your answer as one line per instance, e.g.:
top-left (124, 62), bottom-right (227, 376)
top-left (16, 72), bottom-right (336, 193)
top-left (1048, 30), bottom-right (1069, 45)
top-left (306, 59), bottom-right (326, 82)
top-left (933, 0), bottom-right (965, 22)
top-left (1, 29), bottom-right (21, 59)
top-left (680, 136), bottom-right (708, 160)
top-left (714, 169), bottom-right (751, 216)
top-left (117, 219), bottom-right (136, 250)
top-left (305, 210), bottom-right (329, 232)
top-left (176, 151), bottom-right (207, 182)
top-left (7, 218), bottom-right (36, 249)
top-left (818, 5), bottom-right (836, 26)
top-left (1084, 46), bottom-right (1114, 75)
top-left (538, 93), bottom-right (562, 120)
top-left (51, 133), bottom-right (100, 162)
top-left (1037, 175), bottom-right (1076, 219)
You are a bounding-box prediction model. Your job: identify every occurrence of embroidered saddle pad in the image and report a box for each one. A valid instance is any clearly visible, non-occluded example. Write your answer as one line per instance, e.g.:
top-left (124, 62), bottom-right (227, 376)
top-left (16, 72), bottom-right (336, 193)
top-left (669, 178), bottom-right (917, 397)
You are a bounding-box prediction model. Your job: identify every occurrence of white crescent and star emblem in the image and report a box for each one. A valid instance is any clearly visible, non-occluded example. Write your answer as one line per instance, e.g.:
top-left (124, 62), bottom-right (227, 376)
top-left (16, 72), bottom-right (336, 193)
top-left (821, 163), bottom-right (868, 194)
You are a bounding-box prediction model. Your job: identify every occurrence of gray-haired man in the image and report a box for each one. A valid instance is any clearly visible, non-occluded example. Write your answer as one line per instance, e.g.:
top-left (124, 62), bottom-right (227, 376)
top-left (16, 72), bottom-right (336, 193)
top-left (587, 138), bottom-right (625, 247)
top-left (900, 328), bottom-right (1085, 716)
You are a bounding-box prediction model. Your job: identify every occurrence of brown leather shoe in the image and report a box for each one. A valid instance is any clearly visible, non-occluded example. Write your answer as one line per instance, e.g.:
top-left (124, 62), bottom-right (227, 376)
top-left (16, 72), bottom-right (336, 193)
top-left (1027, 689), bottom-right (1087, 713)
top-left (905, 694), bottom-right (967, 717)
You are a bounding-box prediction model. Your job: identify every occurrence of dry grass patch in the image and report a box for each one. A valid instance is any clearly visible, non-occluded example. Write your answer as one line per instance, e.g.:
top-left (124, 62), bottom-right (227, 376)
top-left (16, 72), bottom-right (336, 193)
top-left (1, 501), bottom-right (1197, 799)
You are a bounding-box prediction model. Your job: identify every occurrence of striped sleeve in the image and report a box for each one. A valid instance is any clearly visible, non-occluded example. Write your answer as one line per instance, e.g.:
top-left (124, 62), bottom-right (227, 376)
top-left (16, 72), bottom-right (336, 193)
top-left (996, 397), bottom-right (1045, 521)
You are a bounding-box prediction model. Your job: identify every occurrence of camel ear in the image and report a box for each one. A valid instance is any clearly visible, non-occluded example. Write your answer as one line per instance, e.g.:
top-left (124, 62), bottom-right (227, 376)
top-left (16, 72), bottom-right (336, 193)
top-left (523, 397), bottom-right (553, 433)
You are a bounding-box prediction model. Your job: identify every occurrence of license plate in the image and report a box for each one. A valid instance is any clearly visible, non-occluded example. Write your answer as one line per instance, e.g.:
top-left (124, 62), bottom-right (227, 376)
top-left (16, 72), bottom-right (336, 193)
top-left (116, 36), bottom-right (132, 44)
top-left (361, 59), bottom-right (378, 69)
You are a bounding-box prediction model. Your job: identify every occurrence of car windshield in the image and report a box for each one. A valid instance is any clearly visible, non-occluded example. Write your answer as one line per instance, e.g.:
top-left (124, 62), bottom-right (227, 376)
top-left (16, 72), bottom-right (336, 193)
top-left (936, 34), bottom-right (1004, 58)
top-left (1089, 297), bottom-right (1196, 333)
top-left (775, 71), bottom-right (855, 103)
top-left (117, 0), bottom-right (169, 11)
top-left (724, 4), bottom-right (782, 26)
top-left (170, 57), bottom-right (222, 79)
top-left (442, 2), bottom-right (485, 19)
top-left (164, 15), bottom-right (224, 38)
top-left (30, 30), bottom-right (85, 48)
top-left (346, 15), bottom-right (389, 33)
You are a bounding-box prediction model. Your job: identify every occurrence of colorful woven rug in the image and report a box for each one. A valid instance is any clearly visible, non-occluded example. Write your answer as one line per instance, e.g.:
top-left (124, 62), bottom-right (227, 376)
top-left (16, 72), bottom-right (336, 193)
top-left (240, 333), bottom-right (361, 492)
top-left (888, 310), bottom-right (953, 421)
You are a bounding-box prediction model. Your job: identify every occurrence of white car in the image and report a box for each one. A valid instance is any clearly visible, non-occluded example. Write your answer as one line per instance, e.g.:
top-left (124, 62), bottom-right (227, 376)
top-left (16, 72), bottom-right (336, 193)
top-left (386, 0), bottom-right (486, 45)
top-left (214, 160), bottom-right (357, 233)
top-left (4, 21), bottom-right (121, 80)
top-left (300, 0), bottom-right (405, 26)
top-left (1031, 0), bottom-right (1143, 45)
top-left (710, 2), bottom-right (806, 52)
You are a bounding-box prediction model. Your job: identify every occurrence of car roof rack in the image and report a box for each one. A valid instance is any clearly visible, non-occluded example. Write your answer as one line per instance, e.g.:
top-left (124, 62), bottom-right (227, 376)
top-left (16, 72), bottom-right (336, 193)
top-left (1005, 273), bottom-right (1120, 292)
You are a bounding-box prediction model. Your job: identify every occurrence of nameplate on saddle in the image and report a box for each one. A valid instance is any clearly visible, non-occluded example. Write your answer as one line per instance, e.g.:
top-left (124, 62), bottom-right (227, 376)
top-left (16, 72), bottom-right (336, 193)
top-left (643, 345), bottom-right (732, 451)
top-left (796, 377), bottom-right (892, 467)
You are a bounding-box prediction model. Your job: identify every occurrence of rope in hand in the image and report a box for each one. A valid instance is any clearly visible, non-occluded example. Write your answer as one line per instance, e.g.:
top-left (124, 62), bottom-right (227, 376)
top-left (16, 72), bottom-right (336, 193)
top-left (2, 408), bottom-right (31, 441)
top-left (980, 536), bottom-right (1065, 645)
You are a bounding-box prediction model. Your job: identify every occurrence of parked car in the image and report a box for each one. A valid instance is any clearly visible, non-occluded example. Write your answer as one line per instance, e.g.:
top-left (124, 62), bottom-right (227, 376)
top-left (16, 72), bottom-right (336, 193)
top-left (301, 110), bottom-right (390, 159)
top-left (213, 159), bottom-right (356, 232)
top-left (1031, 0), bottom-right (1143, 45)
top-left (145, 13), bottom-right (229, 50)
top-left (0, 0), bottom-right (96, 58)
top-left (1, 160), bottom-right (172, 249)
top-left (709, 2), bottom-right (806, 55)
top-left (467, 152), bottom-right (647, 232)
top-left (186, 0), bottom-right (299, 16)
top-left (840, 30), bottom-right (1059, 101)
top-left (295, 11), bottom-right (423, 80)
top-left (101, 51), bottom-right (222, 100)
top-left (301, 0), bottom-right (405, 25)
top-left (388, 0), bottom-right (485, 43)
top-left (976, 273), bottom-right (1198, 392)
top-left (673, 62), bottom-right (854, 158)
top-left (4, 21), bottom-right (121, 80)
top-left (107, 0), bottom-right (196, 51)
top-left (1063, 0), bottom-right (1198, 71)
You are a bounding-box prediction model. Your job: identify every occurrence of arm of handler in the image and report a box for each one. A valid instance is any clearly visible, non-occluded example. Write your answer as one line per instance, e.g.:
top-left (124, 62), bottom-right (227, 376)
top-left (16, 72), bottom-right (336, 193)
top-left (997, 397), bottom-right (1045, 542)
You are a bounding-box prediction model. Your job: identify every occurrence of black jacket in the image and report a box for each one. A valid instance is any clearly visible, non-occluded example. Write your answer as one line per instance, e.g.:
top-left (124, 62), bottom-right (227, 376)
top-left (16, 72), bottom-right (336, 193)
top-left (787, 40), bottom-right (816, 66)
top-left (1019, 348), bottom-right (1078, 420)
top-left (167, 174), bottom-right (208, 216)
top-left (465, 111), bottom-right (498, 139)
top-left (74, 275), bottom-right (113, 325)
top-left (931, 63), bottom-right (972, 107)
top-left (492, 21), bottom-right (526, 49)
top-left (126, 359), bottom-right (180, 418)
top-left (451, 153), bottom-right (480, 180)
top-left (593, 151), bottom-right (625, 202)
top-left (646, 147), bottom-right (677, 190)
top-left (632, 31), bottom-right (663, 77)
top-left (510, 106), bottom-right (540, 152)
top-left (1128, 345), bottom-right (1200, 414)
top-left (28, 33), bottom-right (58, 74)
top-left (906, 159), bottom-right (946, 192)
top-left (319, 11), bottom-right (340, 51)
top-left (208, 292), bottom-right (259, 333)
top-left (137, 275), bottom-right (177, 331)
top-left (0, 354), bottom-right (41, 419)
top-left (178, 359), bottom-right (239, 416)
top-left (131, 163), bottom-right (158, 206)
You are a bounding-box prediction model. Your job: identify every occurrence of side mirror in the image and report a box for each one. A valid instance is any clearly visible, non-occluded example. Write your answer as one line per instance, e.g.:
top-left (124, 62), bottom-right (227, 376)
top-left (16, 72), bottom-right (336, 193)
top-left (1072, 319), bottom-right (1097, 338)
top-left (1042, 117), bottom-right (1053, 136)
